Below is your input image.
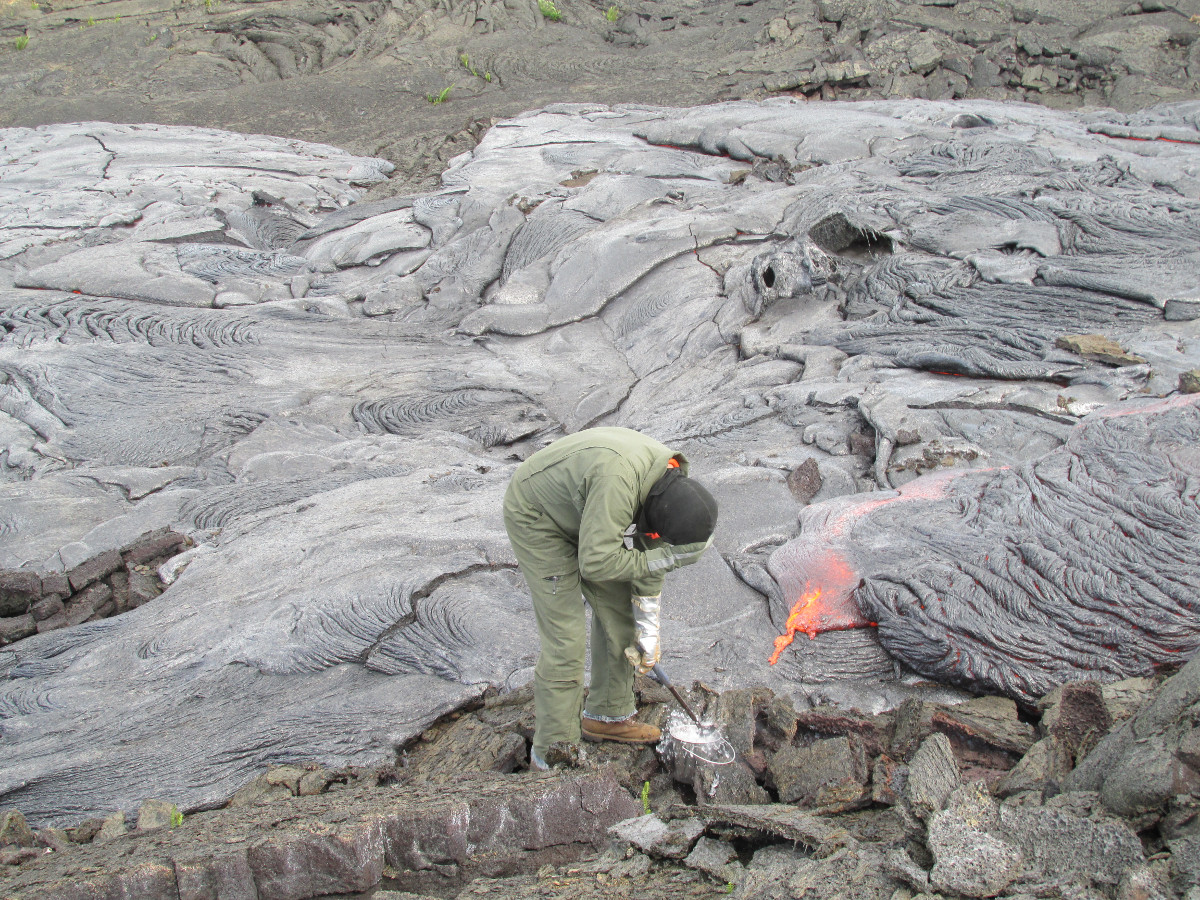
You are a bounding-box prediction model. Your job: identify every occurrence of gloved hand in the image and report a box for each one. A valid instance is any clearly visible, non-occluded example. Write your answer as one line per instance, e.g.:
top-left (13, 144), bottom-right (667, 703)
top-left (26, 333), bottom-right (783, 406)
top-left (644, 535), bottom-right (714, 576)
top-left (667, 535), bottom-right (712, 568)
top-left (624, 593), bottom-right (661, 675)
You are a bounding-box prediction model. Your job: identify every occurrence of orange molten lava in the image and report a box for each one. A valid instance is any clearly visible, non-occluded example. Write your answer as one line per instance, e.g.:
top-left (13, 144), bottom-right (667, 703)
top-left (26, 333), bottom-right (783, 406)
top-left (768, 585), bottom-right (823, 665)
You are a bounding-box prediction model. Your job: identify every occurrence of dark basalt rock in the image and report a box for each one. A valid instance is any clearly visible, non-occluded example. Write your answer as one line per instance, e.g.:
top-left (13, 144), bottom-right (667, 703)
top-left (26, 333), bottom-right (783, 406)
top-left (0, 768), bottom-right (639, 900)
top-left (931, 695), bottom-right (1036, 780)
top-left (0, 530), bottom-right (187, 648)
top-left (675, 802), bottom-right (858, 854)
top-left (1038, 681), bottom-right (1113, 762)
top-left (768, 735), bottom-right (871, 811)
top-left (795, 705), bottom-right (895, 758)
top-left (994, 736), bottom-right (1074, 798)
top-left (1067, 652), bottom-right (1200, 822)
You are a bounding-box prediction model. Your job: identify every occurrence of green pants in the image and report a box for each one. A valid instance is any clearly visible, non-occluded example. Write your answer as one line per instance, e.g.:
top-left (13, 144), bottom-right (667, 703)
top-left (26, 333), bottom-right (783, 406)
top-left (503, 480), bottom-right (637, 758)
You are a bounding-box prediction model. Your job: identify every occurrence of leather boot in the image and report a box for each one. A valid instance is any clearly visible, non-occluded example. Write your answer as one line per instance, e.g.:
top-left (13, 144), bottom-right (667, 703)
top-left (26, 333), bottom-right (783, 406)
top-left (581, 716), bottom-right (661, 744)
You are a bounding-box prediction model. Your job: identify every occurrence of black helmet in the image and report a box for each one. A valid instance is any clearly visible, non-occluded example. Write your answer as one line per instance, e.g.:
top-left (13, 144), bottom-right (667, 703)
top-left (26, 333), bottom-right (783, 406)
top-left (642, 468), bottom-right (718, 545)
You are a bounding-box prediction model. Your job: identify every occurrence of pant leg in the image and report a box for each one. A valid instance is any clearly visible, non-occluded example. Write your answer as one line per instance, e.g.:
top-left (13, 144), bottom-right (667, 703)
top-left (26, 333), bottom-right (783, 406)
top-left (504, 483), bottom-right (586, 758)
top-left (581, 579), bottom-right (637, 720)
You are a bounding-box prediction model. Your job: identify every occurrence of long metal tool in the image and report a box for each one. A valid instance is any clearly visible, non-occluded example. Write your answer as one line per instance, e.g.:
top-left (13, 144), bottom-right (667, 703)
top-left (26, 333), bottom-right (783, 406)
top-left (651, 663), bottom-right (701, 726)
top-left (651, 663), bottom-right (736, 766)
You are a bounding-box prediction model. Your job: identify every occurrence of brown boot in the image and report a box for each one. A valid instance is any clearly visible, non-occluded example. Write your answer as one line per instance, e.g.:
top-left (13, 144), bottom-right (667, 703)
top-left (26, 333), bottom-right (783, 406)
top-left (581, 716), bottom-right (661, 744)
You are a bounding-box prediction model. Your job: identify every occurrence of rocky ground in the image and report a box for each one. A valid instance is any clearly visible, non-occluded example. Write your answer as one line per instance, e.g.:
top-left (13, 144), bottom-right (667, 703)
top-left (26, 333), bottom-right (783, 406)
top-left (2, 0), bottom-right (1200, 195)
top-left (2, 652), bottom-right (1199, 899)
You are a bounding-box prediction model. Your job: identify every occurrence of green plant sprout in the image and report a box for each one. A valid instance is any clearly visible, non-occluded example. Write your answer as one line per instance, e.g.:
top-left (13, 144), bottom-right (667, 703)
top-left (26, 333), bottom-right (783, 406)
top-left (538, 0), bottom-right (561, 21)
top-left (85, 15), bottom-right (95, 25)
top-left (605, 5), bottom-right (619, 21)
top-left (640, 780), bottom-right (651, 815)
top-left (170, 808), bottom-right (183, 827)
top-left (15, 34), bottom-right (29, 49)
top-left (426, 84), bottom-right (453, 104)
top-left (459, 53), bottom-right (493, 83)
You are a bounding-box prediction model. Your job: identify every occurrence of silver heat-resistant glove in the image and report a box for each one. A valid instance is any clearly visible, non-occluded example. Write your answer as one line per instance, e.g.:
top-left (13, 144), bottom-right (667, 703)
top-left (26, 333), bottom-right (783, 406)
top-left (624, 593), bottom-right (662, 675)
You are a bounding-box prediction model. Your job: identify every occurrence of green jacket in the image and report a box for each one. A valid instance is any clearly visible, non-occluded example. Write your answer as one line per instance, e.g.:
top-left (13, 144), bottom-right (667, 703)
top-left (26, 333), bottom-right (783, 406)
top-left (509, 427), bottom-right (702, 596)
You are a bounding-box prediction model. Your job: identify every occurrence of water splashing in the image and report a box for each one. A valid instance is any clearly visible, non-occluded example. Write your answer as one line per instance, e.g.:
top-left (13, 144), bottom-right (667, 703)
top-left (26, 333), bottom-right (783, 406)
top-left (657, 709), bottom-right (736, 766)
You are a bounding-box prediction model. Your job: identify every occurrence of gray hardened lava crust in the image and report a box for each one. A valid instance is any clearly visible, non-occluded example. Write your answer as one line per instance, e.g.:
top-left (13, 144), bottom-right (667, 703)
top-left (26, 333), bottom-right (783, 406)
top-left (0, 97), bottom-right (1197, 835)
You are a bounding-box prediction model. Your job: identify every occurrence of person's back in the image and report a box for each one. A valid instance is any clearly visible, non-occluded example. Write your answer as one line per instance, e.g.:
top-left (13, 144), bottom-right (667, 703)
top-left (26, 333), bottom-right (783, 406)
top-left (511, 427), bottom-right (680, 541)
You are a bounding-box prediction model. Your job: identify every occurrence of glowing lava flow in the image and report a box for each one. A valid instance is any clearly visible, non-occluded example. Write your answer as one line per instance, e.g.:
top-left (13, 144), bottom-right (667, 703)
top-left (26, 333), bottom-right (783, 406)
top-left (768, 585), bottom-right (823, 665)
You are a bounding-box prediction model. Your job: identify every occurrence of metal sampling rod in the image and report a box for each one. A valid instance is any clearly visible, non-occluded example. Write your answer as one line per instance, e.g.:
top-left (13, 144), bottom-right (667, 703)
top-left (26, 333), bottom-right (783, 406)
top-left (651, 663), bottom-right (702, 726)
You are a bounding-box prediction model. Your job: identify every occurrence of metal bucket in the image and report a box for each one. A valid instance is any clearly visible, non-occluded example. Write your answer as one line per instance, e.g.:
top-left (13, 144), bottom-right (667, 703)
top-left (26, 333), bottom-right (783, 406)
top-left (658, 709), bottom-right (736, 787)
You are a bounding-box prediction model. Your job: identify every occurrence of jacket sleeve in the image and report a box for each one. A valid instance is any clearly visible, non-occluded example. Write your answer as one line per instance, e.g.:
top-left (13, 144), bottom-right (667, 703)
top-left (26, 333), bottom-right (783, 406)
top-left (576, 473), bottom-right (680, 586)
top-left (631, 535), bottom-right (667, 597)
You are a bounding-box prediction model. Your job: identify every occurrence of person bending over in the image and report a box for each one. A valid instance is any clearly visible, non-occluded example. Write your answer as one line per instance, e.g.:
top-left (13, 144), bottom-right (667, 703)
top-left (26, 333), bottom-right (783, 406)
top-left (503, 427), bottom-right (718, 770)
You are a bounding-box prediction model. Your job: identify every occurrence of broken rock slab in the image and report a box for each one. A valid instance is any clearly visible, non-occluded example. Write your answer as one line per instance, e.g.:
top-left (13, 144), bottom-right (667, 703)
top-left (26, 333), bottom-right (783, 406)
top-left (1165, 298), bottom-right (1200, 322)
top-left (928, 783), bottom-right (1025, 898)
top-left (900, 733), bottom-right (961, 832)
top-left (931, 696), bottom-right (1036, 777)
top-left (1067, 653), bottom-right (1200, 821)
top-left (998, 791), bottom-right (1147, 889)
top-left (1055, 334), bottom-right (1148, 367)
top-left (1102, 677), bottom-right (1159, 725)
top-left (675, 802), bottom-right (857, 854)
top-left (684, 835), bottom-right (742, 882)
top-left (936, 695), bottom-right (1035, 752)
top-left (736, 841), bottom-right (900, 900)
top-left (0, 810), bottom-right (36, 848)
top-left (767, 734), bottom-right (870, 812)
top-left (1037, 681), bottom-right (1113, 761)
top-left (135, 799), bottom-right (180, 832)
top-left (0, 768), bottom-right (640, 900)
top-left (609, 814), bottom-right (704, 859)
top-left (794, 704), bottom-right (896, 758)
top-left (402, 712), bottom-right (527, 781)
top-left (994, 736), bottom-right (1074, 798)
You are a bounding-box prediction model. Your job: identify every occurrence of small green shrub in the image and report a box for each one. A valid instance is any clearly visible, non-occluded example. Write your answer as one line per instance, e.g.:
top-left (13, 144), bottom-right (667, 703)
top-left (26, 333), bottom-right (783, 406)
top-left (640, 780), bottom-right (651, 815)
top-left (426, 84), bottom-right (453, 104)
top-left (605, 4), bottom-right (619, 21)
top-left (538, 0), bottom-right (561, 21)
top-left (85, 15), bottom-right (95, 25)
top-left (15, 34), bottom-right (30, 50)
top-left (170, 808), bottom-right (183, 828)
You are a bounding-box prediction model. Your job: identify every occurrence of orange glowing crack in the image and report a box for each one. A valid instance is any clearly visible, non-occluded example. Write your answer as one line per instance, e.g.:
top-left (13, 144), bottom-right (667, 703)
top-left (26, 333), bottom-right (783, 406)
top-left (768, 585), bottom-right (822, 665)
